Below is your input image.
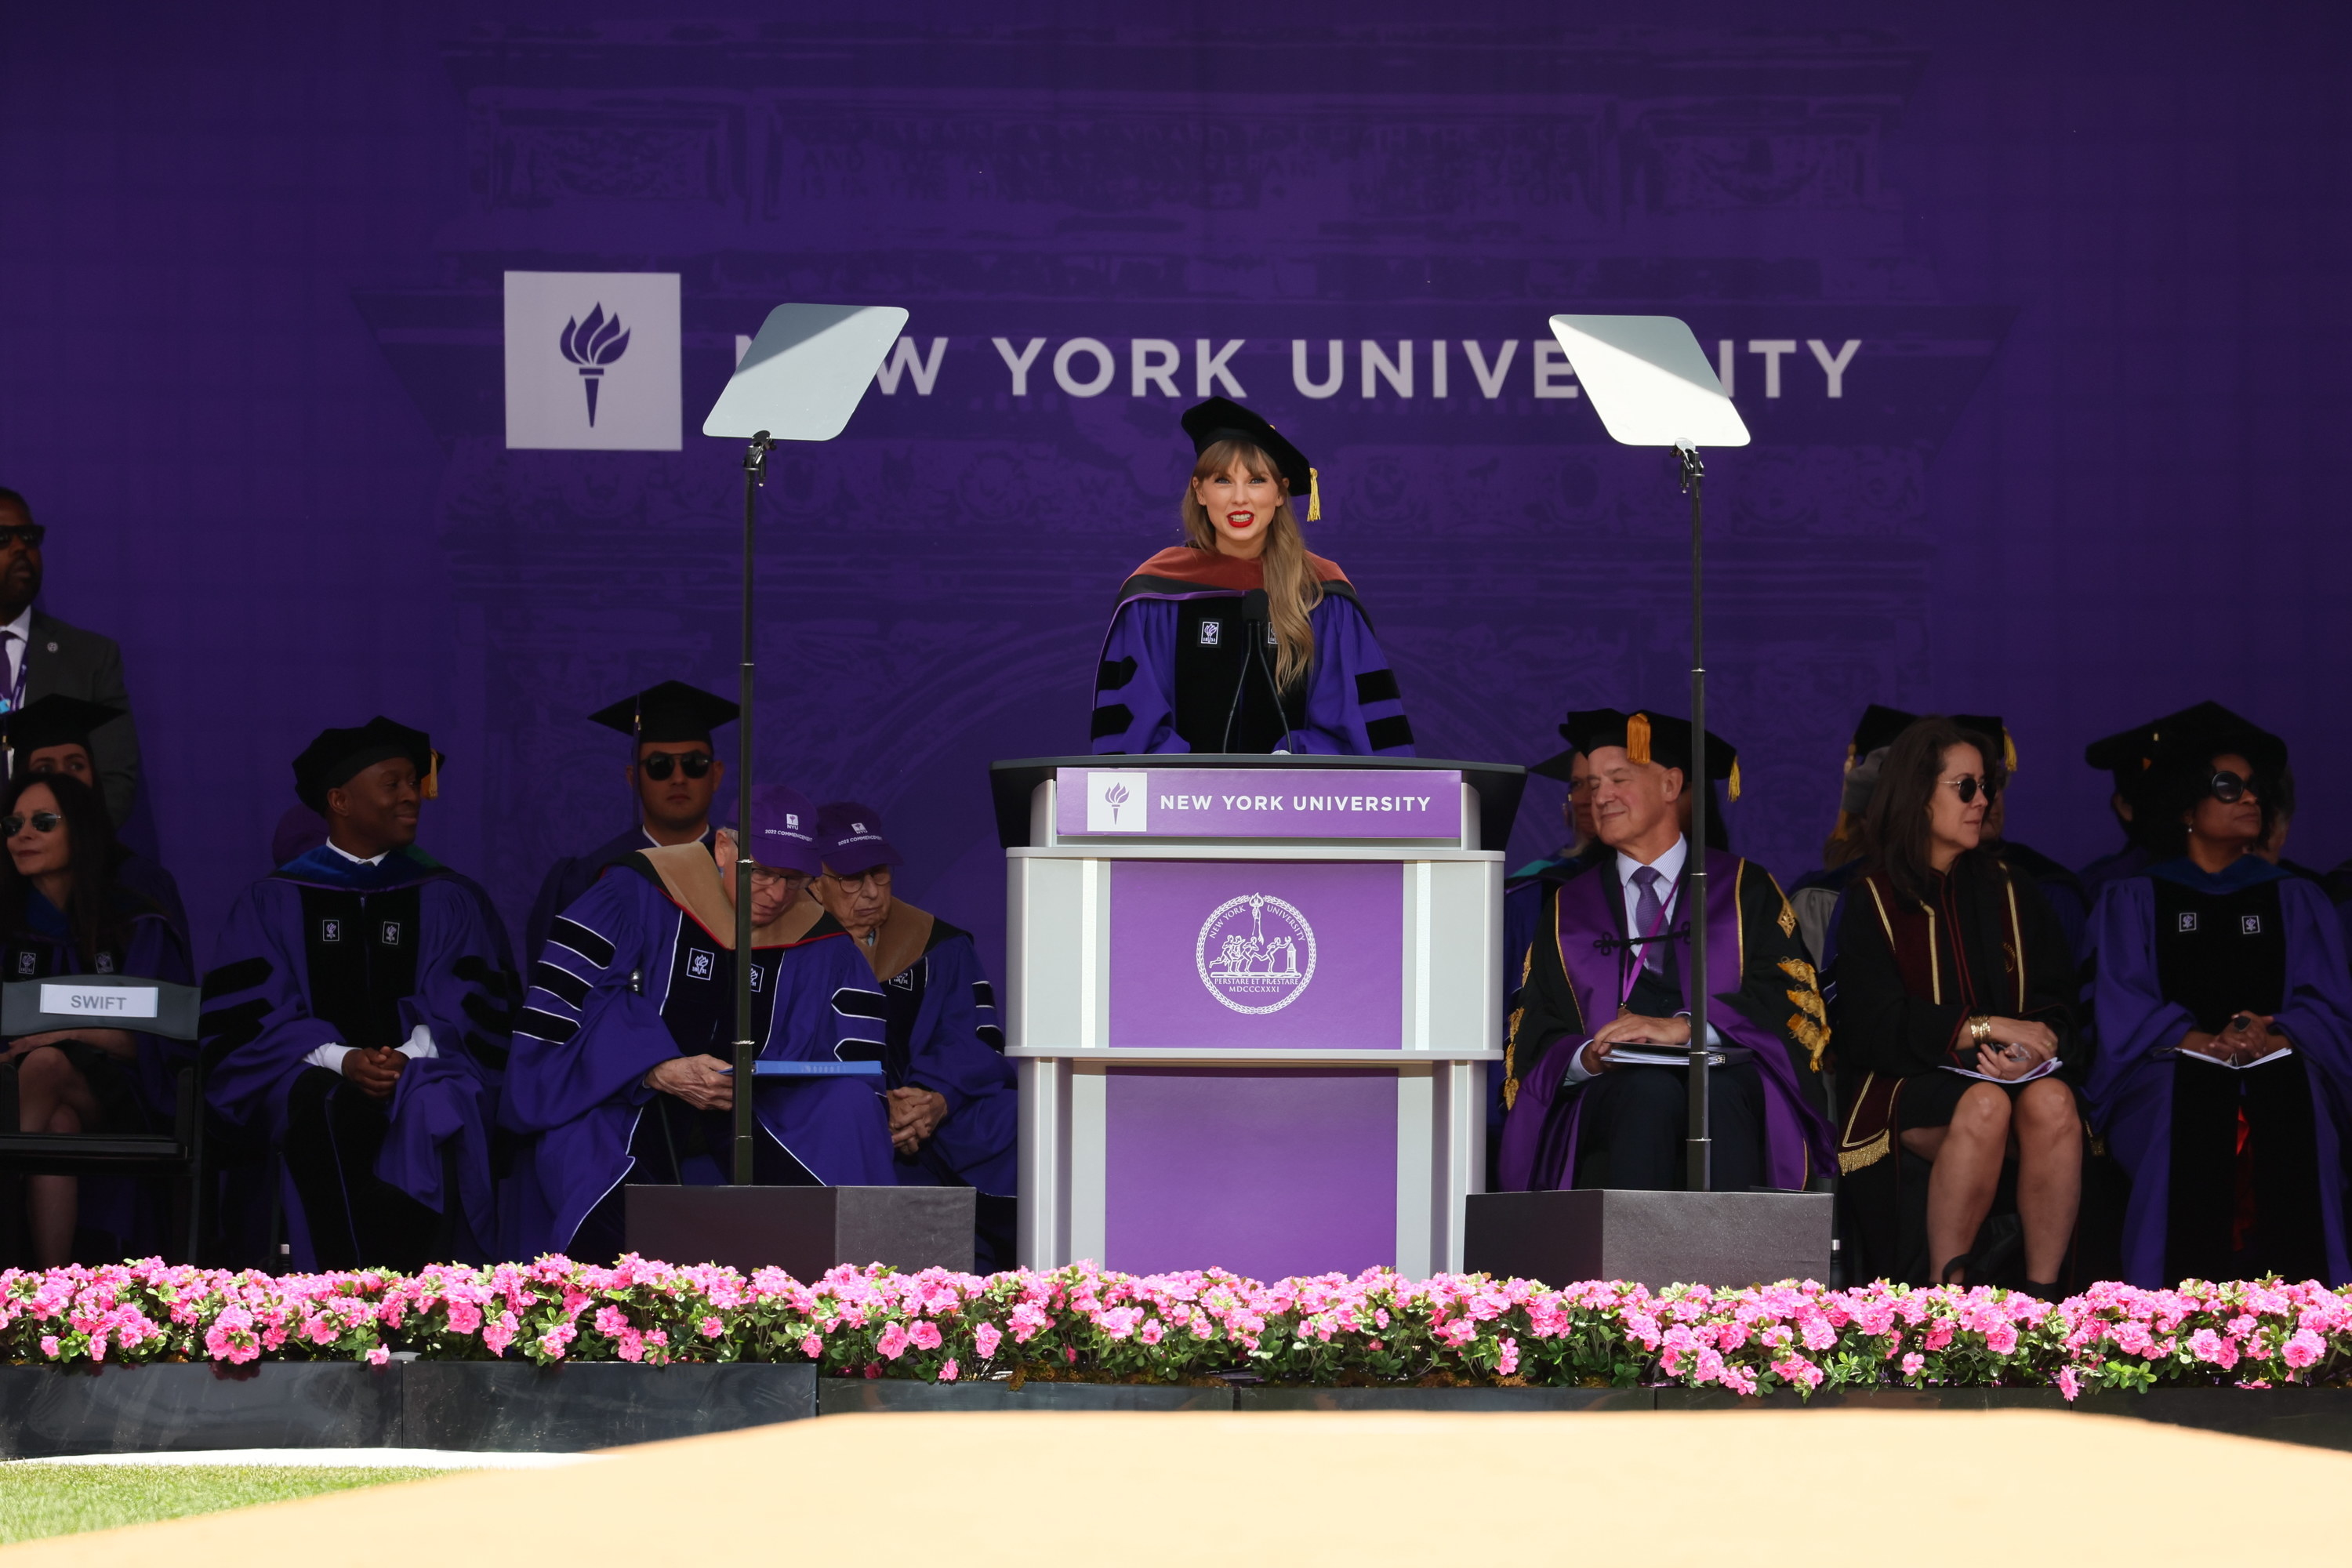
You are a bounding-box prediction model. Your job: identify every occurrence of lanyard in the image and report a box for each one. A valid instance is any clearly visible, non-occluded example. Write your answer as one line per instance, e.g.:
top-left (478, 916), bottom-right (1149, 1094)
top-left (2, 633), bottom-right (23, 718)
top-left (1616, 864), bottom-right (1681, 1014)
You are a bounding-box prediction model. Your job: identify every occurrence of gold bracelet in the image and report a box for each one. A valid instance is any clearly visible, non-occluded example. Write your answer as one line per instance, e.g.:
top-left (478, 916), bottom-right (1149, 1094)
top-left (1968, 1016), bottom-right (1994, 1047)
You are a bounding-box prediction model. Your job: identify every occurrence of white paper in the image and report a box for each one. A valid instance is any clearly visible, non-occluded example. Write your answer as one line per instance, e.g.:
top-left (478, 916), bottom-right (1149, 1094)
top-left (1941, 1054), bottom-right (2062, 1085)
top-left (2176, 1044), bottom-right (2296, 1071)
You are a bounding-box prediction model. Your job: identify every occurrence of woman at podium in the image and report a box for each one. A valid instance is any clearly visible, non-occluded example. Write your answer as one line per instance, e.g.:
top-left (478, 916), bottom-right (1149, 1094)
top-left (1088, 398), bottom-right (1414, 756)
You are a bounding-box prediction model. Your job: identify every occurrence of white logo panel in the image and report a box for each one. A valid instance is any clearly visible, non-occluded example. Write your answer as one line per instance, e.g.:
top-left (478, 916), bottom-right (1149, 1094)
top-left (1085, 770), bottom-right (1149, 833)
top-left (504, 270), bottom-right (681, 451)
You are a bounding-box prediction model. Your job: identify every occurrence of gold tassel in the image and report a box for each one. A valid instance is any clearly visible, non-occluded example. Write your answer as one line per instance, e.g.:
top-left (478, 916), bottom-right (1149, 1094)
top-left (1306, 467), bottom-right (1321, 523)
top-left (2004, 733), bottom-right (2018, 771)
top-left (423, 749), bottom-right (440, 800)
top-left (1729, 757), bottom-right (1742, 802)
top-left (1625, 712), bottom-right (1651, 766)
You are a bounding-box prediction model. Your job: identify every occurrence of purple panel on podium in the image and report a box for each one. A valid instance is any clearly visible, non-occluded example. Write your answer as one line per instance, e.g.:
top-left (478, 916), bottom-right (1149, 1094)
top-left (1103, 1067), bottom-right (1398, 1280)
top-left (1107, 860), bottom-right (1403, 1049)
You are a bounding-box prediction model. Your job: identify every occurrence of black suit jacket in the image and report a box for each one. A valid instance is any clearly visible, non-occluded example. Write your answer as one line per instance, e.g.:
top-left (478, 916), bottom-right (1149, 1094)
top-left (25, 609), bottom-right (141, 824)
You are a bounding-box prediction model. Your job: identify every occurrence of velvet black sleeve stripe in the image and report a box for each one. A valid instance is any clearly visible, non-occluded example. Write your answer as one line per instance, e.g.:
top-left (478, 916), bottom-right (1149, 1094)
top-left (976, 1025), bottom-right (1006, 1051)
top-left (1096, 656), bottom-right (1138, 695)
top-left (463, 1032), bottom-right (511, 1070)
top-left (1365, 714), bottom-right (1415, 752)
top-left (1090, 703), bottom-right (1134, 741)
top-left (837, 1036), bottom-right (886, 1062)
top-left (972, 980), bottom-right (996, 1009)
top-left (452, 955), bottom-right (494, 985)
top-left (514, 1007), bottom-right (580, 1044)
top-left (1355, 668), bottom-right (1402, 706)
top-left (547, 917), bottom-right (615, 970)
top-left (832, 986), bottom-right (888, 1020)
top-left (198, 998), bottom-right (270, 1051)
top-left (200, 956), bottom-right (273, 1000)
top-left (529, 960), bottom-right (592, 1010)
top-left (460, 990), bottom-right (514, 1031)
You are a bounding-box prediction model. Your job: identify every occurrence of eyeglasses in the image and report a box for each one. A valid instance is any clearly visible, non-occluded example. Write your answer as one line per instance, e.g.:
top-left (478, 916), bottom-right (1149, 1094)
top-left (747, 866), bottom-right (805, 887)
top-left (639, 750), bottom-right (713, 781)
top-left (1940, 774), bottom-right (1999, 804)
top-left (2209, 770), bottom-right (2257, 804)
top-left (0, 525), bottom-right (45, 551)
top-left (3, 811), bottom-right (62, 837)
top-left (822, 867), bottom-right (893, 892)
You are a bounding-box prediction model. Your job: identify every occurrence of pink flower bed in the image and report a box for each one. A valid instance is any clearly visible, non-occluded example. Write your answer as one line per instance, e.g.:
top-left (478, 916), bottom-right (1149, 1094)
top-left (3, 1260), bottom-right (2347, 1397)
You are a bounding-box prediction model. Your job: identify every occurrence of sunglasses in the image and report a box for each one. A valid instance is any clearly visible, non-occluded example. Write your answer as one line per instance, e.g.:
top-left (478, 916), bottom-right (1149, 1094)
top-left (3, 811), bottom-right (61, 837)
top-left (2209, 770), bottom-right (2256, 804)
top-left (639, 750), bottom-right (712, 781)
top-left (1941, 774), bottom-right (1999, 804)
top-left (0, 525), bottom-right (45, 551)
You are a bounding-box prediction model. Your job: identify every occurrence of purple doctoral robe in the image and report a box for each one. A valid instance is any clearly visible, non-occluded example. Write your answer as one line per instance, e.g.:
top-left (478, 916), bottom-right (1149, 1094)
top-left (1497, 848), bottom-right (1834, 1192)
top-left (1090, 546), bottom-right (1414, 756)
top-left (2085, 859), bottom-right (2352, 1287)
top-left (863, 903), bottom-right (1017, 1197)
top-left (199, 846), bottom-right (513, 1267)
top-left (498, 844), bottom-right (896, 1261)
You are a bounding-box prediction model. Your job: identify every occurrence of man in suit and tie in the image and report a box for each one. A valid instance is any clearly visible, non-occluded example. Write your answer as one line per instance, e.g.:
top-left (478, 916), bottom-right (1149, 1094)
top-left (0, 488), bottom-right (142, 826)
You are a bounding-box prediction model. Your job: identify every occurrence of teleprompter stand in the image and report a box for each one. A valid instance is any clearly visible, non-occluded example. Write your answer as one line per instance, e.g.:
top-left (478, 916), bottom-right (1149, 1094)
top-left (625, 303), bottom-right (965, 1273)
top-left (1460, 315), bottom-right (1828, 1288)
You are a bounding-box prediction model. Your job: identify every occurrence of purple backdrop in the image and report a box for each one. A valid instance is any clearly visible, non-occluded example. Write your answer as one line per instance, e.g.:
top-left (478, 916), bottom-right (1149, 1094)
top-left (3, 5), bottom-right (2350, 980)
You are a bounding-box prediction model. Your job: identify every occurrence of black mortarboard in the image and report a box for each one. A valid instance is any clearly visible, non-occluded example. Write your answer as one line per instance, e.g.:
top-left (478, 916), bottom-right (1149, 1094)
top-left (1559, 707), bottom-right (1740, 800)
top-left (1949, 714), bottom-right (2016, 771)
top-left (2083, 701), bottom-right (2256, 793)
top-left (5, 695), bottom-right (122, 764)
top-left (2143, 709), bottom-right (2288, 786)
top-left (587, 681), bottom-right (739, 747)
top-left (292, 717), bottom-right (439, 813)
top-left (1849, 704), bottom-right (1917, 760)
top-left (1180, 397), bottom-right (1319, 521)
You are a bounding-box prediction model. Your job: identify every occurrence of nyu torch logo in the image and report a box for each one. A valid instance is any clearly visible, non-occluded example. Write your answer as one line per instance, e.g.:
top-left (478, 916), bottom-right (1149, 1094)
top-left (1104, 782), bottom-right (1131, 824)
top-left (1084, 770), bottom-right (1149, 833)
top-left (559, 304), bottom-right (632, 426)
top-left (1195, 893), bottom-right (1317, 1015)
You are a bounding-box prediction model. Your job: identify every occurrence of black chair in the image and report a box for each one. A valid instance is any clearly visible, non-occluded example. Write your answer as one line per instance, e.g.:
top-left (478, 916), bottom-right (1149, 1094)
top-left (0, 976), bottom-right (207, 1264)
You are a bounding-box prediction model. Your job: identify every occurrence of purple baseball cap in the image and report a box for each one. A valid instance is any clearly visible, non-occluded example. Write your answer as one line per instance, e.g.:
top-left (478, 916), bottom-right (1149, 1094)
top-left (746, 783), bottom-right (823, 877)
top-left (817, 800), bottom-right (902, 876)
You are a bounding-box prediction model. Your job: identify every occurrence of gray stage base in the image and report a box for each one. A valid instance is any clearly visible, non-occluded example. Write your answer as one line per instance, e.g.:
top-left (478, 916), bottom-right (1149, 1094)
top-left (1463, 1189), bottom-right (1834, 1289)
top-left (9, 1367), bottom-right (2352, 1454)
top-left (625, 1185), bottom-right (975, 1277)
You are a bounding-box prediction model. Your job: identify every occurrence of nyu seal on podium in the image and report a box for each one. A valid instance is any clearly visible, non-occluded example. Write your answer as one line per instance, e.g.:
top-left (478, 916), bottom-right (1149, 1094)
top-left (1195, 893), bottom-right (1317, 1014)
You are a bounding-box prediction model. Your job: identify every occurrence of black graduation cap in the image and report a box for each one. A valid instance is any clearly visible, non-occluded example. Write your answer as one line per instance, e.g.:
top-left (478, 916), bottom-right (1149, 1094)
top-left (1180, 397), bottom-right (1319, 521)
top-left (2142, 709), bottom-right (2288, 787)
top-left (1559, 707), bottom-right (1740, 800)
top-left (2083, 701), bottom-right (2256, 792)
top-left (5, 695), bottom-right (122, 764)
top-left (1849, 704), bottom-right (1916, 760)
top-left (292, 717), bottom-right (439, 812)
top-left (587, 681), bottom-right (739, 747)
top-left (1949, 714), bottom-right (2016, 772)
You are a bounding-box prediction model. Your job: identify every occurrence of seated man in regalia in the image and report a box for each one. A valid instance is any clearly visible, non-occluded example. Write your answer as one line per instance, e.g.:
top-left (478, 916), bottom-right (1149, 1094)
top-left (810, 802), bottom-right (1018, 1267)
top-left (201, 719), bottom-right (514, 1269)
top-left (1497, 709), bottom-right (1832, 1192)
top-left (500, 783), bottom-right (895, 1261)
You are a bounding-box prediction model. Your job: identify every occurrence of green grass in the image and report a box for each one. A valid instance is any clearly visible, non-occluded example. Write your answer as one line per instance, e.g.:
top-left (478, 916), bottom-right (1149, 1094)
top-left (0, 1465), bottom-right (447, 1543)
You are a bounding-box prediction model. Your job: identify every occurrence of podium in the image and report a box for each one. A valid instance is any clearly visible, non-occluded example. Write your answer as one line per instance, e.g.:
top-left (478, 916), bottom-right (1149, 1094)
top-left (992, 756), bottom-right (1522, 1279)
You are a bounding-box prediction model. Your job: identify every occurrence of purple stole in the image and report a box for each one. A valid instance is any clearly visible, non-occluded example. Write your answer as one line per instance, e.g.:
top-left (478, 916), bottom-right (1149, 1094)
top-left (1498, 848), bottom-right (1831, 1192)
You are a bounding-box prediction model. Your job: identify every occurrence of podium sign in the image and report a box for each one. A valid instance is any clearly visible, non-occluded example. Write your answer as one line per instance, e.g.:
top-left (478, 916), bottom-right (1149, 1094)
top-left (997, 756), bottom-right (1515, 1281)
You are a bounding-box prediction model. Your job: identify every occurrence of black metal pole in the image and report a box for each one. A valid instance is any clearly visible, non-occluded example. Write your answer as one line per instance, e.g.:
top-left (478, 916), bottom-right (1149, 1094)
top-left (1679, 441), bottom-right (1711, 1193)
top-left (733, 432), bottom-right (770, 1186)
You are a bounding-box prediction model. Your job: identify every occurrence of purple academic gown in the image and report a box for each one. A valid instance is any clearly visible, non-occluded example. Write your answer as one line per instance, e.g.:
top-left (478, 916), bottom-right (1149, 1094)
top-left (199, 847), bottom-right (510, 1267)
top-left (1498, 848), bottom-right (1834, 1192)
top-left (1090, 546), bottom-right (1414, 756)
top-left (2085, 861), bottom-right (2352, 1287)
top-left (877, 917), bottom-right (1017, 1197)
top-left (498, 855), bottom-right (895, 1261)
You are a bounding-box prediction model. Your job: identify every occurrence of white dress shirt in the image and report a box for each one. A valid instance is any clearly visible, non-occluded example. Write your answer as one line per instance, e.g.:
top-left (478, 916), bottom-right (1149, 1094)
top-left (0, 604), bottom-right (31, 706)
top-left (299, 840), bottom-right (441, 1074)
top-left (1563, 833), bottom-right (1718, 1085)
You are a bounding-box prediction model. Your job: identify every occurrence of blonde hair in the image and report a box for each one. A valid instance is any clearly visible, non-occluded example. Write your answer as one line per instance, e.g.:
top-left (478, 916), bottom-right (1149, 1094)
top-left (1180, 439), bottom-right (1323, 689)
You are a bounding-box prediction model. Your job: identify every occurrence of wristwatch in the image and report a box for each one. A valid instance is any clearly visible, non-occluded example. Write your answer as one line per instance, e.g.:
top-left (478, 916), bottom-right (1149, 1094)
top-left (1967, 1016), bottom-right (1994, 1047)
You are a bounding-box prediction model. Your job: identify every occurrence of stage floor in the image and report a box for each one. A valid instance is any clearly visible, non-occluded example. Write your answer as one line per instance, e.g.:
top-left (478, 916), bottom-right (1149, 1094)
top-left (4, 1408), bottom-right (2335, 1563)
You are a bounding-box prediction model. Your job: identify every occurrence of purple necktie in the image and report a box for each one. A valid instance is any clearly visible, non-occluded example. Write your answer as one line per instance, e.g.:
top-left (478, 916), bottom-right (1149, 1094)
top-left (1632, 865), bottom-right (1668, 978)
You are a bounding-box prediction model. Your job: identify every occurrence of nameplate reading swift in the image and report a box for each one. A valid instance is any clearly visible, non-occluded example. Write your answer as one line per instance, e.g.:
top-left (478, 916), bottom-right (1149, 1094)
top-left (1058, 768), bottom-right (1461, 838)
top-left (38, 984), bottom-right (159, 1019)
